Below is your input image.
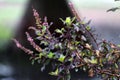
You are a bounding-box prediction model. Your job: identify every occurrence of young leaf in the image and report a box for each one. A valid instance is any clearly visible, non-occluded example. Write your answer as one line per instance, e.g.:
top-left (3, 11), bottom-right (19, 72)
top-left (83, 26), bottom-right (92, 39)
top-left (71, 17), bottom-right (76, 23)
top-left (58, 55), bottom-right (65, 62)
top-left (115, 63), bottom-right (118, 68)
top-left (47, 52), bottom-right (54, 59)
top-left (89, 58), bottom-right (98, 64)
top-left (59, 18), bottom-right (65, 24)
top-left (40, 41), bottom-right (48, 46)
top-left (55, 29), bottom-right (63, 34)
top-left (49, 68), bottom-right (59, 76)
top-left (86, 26), bottom-right (91, 31)
top-left (65, 17), bottom-right (71, 25)
top-left (42, 26), bottom-right (46, 31)
top-left (68, 58), bottom-right (73, 62)
top-left (61, 28), bottom-right (66, 32)
top-left (39, 53), bottom-right (45, 58)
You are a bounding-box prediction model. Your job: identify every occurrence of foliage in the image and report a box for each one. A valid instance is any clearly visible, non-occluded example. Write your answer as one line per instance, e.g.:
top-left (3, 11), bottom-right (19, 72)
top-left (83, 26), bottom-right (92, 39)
top-left (13, 8), bottom-right (120, 80)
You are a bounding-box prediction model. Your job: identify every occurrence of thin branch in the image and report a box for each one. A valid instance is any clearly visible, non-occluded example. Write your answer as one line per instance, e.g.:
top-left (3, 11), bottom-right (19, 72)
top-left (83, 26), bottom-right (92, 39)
top-left (12, 39), bottom-right (33, 55)
top-left (26, 32), bottom-right (42, 52)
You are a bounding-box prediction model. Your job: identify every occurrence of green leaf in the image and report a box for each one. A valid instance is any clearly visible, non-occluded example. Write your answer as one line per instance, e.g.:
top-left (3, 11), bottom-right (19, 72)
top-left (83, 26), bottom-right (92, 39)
top-left (89, 58), bottom-right (98, 64)
top-left (55, 29), bottom-right (63, 34)
top-left (39, 53), bottom-right (45, 58)
top-left (74, 41), bottom-right (80, 45)
top-left (42, 26), bottom-right (46, 31)
top-left (68, 58), bottom-right (73, 62)
top-left (40, 41), bottom-right (48, 46)
top-left (86, 26), bottom-right (91, 31)
top-left (49, 68), bottom-right (59, 76)
top-left (60, 18), bottom-right (65, 24)
top-left (115, 63), bottom-right (118, 68)
top-left (47, 52), bottom-right (54, 58)
top-left (34, 55), bottom-right (42, 60)
top-left (58, 55), bottom-right (65, 62)
top-left (61, 28), bottom-right (65, 32)
top-left (71, 17), bottom-right (76, 23)
top-left (39, 53), bottom-right (43, 58)
top-left (65, 17), bottom-right (71, 24)
top-left (55, 43), bottom-right (62, 49)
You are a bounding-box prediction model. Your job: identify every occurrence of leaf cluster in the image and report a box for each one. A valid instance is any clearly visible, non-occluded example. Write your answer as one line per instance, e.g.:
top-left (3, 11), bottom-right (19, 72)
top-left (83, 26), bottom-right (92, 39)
top-left (13, 8), bottom-right (120, 80)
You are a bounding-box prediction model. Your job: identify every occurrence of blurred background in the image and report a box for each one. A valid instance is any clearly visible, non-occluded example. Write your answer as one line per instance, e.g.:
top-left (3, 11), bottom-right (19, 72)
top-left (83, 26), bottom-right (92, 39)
top-left (0, 0), bottom-right (120, 80)
top-left (0, 0), bottom-right (28, 49)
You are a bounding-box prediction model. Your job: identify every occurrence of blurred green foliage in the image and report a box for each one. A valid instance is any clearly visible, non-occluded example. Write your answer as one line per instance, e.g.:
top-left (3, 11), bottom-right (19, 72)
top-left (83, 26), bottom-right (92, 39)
top-left (0, 23), bottom-right (13, 49)
top-left (0, 0), bottom-right (28, 48)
